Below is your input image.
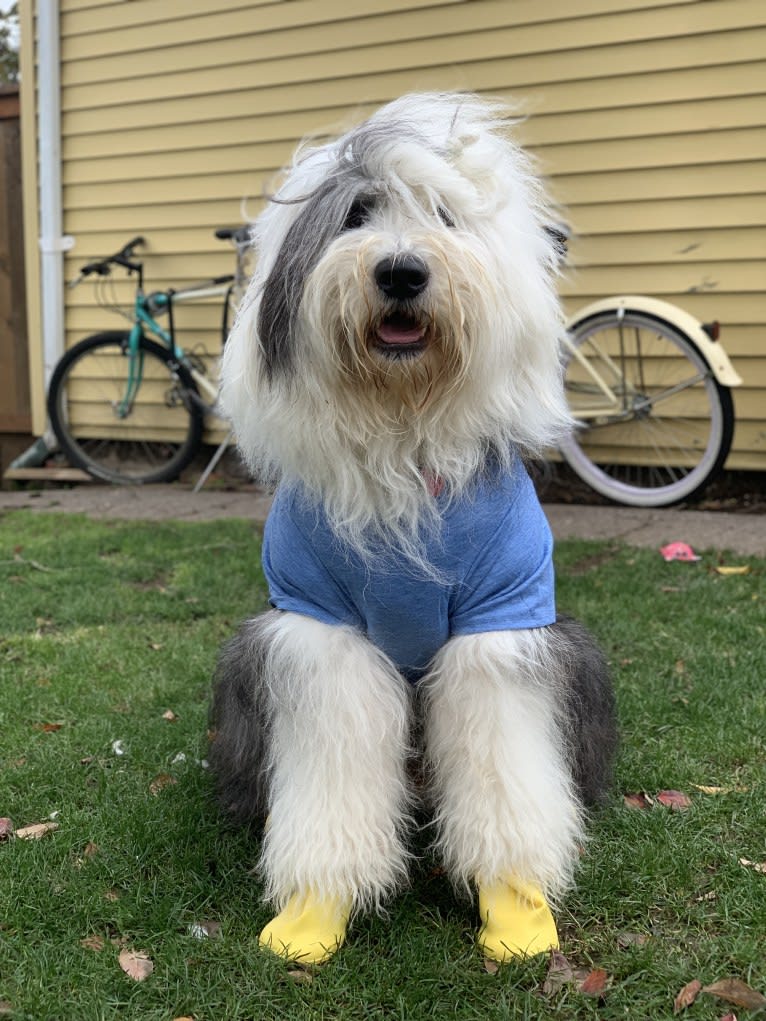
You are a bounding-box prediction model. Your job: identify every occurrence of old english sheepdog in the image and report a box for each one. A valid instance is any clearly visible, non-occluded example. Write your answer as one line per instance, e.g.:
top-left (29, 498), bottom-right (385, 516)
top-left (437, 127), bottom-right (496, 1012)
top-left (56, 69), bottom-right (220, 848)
top-left (210, 92), bottom-right (617, 965)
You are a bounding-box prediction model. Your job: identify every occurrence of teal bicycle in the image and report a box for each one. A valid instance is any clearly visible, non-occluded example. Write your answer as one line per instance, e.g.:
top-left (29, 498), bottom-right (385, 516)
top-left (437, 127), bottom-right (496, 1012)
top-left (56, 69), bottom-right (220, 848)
top-left (47, 229), bottom-right (251, 485)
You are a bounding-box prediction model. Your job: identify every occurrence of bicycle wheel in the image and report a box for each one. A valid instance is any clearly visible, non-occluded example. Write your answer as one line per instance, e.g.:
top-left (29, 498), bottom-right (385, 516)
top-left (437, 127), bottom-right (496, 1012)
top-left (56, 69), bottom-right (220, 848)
top-left (47, 331), bottom-right (204, 484)
top-left (560, 310), bottom-right (734, 506)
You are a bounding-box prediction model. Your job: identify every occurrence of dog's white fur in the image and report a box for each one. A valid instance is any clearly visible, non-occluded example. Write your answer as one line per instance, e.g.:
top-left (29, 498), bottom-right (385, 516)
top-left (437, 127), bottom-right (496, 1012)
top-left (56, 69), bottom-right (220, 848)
top-left (214, 93), bottom-right (611, 920)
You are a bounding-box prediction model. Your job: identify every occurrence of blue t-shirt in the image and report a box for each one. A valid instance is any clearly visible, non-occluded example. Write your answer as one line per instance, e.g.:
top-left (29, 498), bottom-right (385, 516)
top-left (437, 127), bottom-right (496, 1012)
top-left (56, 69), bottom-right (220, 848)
top-left (262, 458), bottom-right (555, 681)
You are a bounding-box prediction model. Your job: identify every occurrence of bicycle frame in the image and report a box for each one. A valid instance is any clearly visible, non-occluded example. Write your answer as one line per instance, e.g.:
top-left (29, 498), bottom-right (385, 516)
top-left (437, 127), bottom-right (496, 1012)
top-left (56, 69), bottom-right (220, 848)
top-left (118, 278), bottom-right (234, 416)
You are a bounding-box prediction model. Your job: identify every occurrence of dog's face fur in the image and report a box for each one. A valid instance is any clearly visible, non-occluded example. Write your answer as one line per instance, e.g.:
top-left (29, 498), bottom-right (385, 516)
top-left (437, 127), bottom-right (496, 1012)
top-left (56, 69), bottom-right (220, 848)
top-left (221, 93), bottom-right (572, 549)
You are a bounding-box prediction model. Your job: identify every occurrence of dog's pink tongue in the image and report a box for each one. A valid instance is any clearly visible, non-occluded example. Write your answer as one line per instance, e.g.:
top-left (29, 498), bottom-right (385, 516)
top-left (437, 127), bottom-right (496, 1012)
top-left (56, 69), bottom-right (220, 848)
top-left (377, 322), bottom-right (426, 345)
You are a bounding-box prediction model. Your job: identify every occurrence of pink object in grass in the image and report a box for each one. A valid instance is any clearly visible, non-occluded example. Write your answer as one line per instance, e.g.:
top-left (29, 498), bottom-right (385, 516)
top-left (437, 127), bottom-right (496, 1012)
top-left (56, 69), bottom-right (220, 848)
top-left (660, 542), bottom-right (701, 562)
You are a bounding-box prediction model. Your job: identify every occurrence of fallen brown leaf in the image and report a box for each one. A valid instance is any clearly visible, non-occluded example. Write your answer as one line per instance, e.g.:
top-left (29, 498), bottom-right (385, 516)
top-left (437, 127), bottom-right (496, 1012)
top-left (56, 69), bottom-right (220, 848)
top-left (162, 709), bottom-right (178, 722)
top-left (34, 722), bottom-right (64, 733)
top-left (578, 968), bottom-right (610, 997)
top-left (80, 935), bottom-right (105, 952)
top-left (118, 949), bottom-right (154, 982)
top-left (617, 931), bottom-right (650, 948)
top-left (542, 949), bottom-right (574, 995)
top-left (702, 978), bottom-right (766, 1010)
top-left (0, 1002), bottom-right (12, 1016)
top-left (0, 818), bottom-right (14, 841)
top-left (149, 773), bottom-right (177, 796)
top-left (623, 792), bottom-right (654, 810)
top-left (738, 857), bottom-right (766, 875)
top-left (483, 958), bottom-right (500, 974)
top-left (287, 968), bottom-right (314, 984)
top-left (674, 978), bottom-right (702, 1012)
top-left (656, 790), bottom-right (692, 810)
top-left (15, 821), bottom-right (59, 840)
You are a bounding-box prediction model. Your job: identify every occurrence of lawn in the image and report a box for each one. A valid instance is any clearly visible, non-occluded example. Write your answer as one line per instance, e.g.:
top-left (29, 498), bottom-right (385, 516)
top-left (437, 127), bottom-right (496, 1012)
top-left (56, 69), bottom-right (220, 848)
top-left (0, 509), bottom-right (764, 1021)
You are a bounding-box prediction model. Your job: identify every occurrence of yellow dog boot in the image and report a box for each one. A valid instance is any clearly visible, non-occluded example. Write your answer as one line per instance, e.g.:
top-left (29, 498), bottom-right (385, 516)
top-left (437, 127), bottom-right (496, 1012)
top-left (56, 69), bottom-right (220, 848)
top-left (477, 877), bottom-right (559, 962)
top-left (258, 893), bottom-right (350, 965)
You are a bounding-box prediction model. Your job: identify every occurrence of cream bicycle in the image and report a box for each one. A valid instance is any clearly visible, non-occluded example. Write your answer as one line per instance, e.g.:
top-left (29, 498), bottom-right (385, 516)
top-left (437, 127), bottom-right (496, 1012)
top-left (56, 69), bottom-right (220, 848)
top-left (560, 295), bottom-right (741, 506)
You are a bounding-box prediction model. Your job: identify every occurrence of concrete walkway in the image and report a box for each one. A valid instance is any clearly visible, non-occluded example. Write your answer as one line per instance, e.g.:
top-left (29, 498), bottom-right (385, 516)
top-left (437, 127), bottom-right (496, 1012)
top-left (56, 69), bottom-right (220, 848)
top-left (0, 483), bottom-right (763, 556)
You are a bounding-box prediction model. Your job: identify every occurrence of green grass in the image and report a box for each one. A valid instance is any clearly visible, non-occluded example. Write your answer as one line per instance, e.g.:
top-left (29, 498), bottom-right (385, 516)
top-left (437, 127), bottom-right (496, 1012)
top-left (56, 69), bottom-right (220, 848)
top-left (0, 509), bottom-right (764, 1021)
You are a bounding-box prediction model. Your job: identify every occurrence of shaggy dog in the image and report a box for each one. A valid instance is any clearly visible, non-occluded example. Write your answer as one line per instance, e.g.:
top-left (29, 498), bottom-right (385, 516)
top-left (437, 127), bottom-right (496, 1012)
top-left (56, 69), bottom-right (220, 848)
top-left (210, 92), bottom-right (617, 965)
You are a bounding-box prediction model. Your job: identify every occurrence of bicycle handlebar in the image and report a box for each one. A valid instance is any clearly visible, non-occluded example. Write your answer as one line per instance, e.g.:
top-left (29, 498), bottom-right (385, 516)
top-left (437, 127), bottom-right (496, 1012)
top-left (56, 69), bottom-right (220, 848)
top-left (78, 236), bottom-right (145, 279)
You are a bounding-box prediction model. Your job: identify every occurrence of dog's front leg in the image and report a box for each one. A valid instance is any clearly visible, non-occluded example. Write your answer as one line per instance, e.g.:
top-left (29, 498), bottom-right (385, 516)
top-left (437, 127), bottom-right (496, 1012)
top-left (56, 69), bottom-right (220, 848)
top-left (211, 610), bottom-right (412, 964)
top-left (422, 627), bottom-right (586, 962)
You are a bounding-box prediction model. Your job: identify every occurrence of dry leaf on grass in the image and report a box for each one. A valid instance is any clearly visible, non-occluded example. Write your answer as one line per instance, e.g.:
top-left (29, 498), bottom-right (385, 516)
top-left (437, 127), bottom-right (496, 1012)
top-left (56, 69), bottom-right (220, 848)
top-left (656, 790), bottom-right (692, 810)
top-left (0, 1002), bottom-right (12, 1016)
top-left (483, 958), bottom-right (500, 975)
top-left (15, 821), bottom-right (59, 840)
top-left (80, 935), bottom-right (105, 952)
top-left (162, 709), bottom-right (178, 722)
top-left (674, 978), bottom-right (702, 1012)
top-left (118, 949), bottom-right (154, 982)
top-left (578, 968), bottom-right (610, 997)
top-left (149, 773), bottom-right (178, 796)
top-left (623, 792), bottom-right (654, 810)
top-left (738, 858), bottom-right (766, 875)
top-left (33, 721), bottom-right (64, 732)
top-left (0, 818), bottom-right (14, 841)
top-left (287, 968), bottom-right (314, 984)
top-left (692, 784), bottom-right (749, 795)
top-left (542, 949), bottom-right (574, 994)
top-left (702, 978), bottom-right (766, 1009)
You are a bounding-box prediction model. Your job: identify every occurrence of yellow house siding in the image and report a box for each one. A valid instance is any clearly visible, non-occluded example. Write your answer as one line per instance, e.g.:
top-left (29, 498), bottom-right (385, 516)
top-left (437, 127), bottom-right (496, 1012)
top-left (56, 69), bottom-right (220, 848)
top-left (21, 0), bottom-right (766, 469)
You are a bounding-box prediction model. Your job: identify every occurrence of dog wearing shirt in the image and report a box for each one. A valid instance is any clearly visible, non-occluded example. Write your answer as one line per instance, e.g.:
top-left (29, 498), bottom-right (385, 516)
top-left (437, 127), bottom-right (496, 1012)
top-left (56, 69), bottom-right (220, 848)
top-left (210, 92), bottom-right (617, 966)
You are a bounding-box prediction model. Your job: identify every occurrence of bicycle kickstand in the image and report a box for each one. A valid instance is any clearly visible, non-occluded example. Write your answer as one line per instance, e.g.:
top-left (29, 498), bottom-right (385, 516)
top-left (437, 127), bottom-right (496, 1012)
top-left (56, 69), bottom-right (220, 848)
top-left (193, 429), bottom-right (235, 493)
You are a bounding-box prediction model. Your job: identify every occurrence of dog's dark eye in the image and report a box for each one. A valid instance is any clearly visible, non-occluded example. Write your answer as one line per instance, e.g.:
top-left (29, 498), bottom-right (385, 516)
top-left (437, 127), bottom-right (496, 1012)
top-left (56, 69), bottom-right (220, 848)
top-left (342, 198), bottom-right (372, 233)
top-left (437, 206), bottom-right (456, 228)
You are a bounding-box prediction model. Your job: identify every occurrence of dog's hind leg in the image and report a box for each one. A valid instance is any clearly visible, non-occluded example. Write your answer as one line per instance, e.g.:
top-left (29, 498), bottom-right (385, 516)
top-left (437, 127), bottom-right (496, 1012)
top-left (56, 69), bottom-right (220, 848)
top-left (211, 610), bottom-right (412, 964)
top-left (422, 624), bottom-right (613, 962)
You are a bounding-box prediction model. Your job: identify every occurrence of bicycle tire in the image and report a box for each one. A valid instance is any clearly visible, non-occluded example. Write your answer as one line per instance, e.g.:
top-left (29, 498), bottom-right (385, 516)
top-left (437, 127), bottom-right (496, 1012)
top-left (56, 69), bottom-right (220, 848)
top-left (559, 309), bottom-right (734, 507)
top-left (47, 331), bottom-right (205, 484)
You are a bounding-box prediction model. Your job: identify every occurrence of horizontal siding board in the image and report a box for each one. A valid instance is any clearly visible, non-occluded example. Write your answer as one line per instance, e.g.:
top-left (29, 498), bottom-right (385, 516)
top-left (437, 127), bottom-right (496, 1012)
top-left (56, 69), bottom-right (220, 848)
top-left (61, 0), bottom-right (460, 36)
top-left (60, 26), bottom-right (766, 112)
top-left (557, 162), bottom-right (766, 206)
top-left (568, 193), bottom-right (766, 233)
top-left (568, 228), bottom-right (766, 267)
top-left (62, 61), bottom-right (766, 153)
top-left (61, 62), bottom-right (766, 159)
top-left (536, 128), bottom-right (766, 175)
top-left (61, 96), bottom-right (766, 184)
top-left (559, 261), bottom-right (765, 297)
top-left (60, 0), bottom-right (702, 49)
top-left (563, 293), bottom-right (764, 325)
top-left (61, 0), bottom-right (766, 85)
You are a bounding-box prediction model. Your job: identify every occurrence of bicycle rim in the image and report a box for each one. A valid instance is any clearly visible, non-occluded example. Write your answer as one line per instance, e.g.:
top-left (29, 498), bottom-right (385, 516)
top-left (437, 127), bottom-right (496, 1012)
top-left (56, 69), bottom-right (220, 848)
top-left (48, 332), bottom-right (204, 484)
top-left (560, 311), bottom-right (734, 506)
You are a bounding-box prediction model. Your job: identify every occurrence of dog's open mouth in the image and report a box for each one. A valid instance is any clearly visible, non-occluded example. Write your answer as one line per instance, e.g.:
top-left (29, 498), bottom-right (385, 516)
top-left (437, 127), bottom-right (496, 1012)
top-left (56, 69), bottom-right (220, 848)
top-left (374, 314), bottom-right (427, 357)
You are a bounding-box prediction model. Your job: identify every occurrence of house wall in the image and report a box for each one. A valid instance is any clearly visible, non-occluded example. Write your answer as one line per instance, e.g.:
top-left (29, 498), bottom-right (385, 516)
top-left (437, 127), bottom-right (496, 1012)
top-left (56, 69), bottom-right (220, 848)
top-left (21, 0), bottom-right (766, 467)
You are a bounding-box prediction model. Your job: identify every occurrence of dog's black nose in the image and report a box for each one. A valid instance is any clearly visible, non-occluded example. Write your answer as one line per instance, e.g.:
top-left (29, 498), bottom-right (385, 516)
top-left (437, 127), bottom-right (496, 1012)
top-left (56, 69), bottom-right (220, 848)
top-left (374, 256), bottom-right (429, 300)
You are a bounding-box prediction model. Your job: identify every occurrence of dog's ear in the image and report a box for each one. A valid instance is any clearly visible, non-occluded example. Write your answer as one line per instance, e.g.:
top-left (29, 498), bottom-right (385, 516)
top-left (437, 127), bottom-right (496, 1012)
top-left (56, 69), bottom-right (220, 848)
top-left (257, 180), bottom-right (366, 382)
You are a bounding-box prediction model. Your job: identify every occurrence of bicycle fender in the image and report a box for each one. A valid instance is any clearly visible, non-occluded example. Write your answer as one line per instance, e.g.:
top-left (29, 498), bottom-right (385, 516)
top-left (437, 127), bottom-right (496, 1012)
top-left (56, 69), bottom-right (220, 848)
top-left (566, 295), bottom-right (742, 387)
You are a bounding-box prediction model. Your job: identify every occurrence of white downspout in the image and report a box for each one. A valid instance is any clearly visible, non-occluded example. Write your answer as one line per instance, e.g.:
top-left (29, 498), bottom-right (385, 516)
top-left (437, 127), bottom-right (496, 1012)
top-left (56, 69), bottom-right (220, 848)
top-left (37, 0), bottom-right (73, 390)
